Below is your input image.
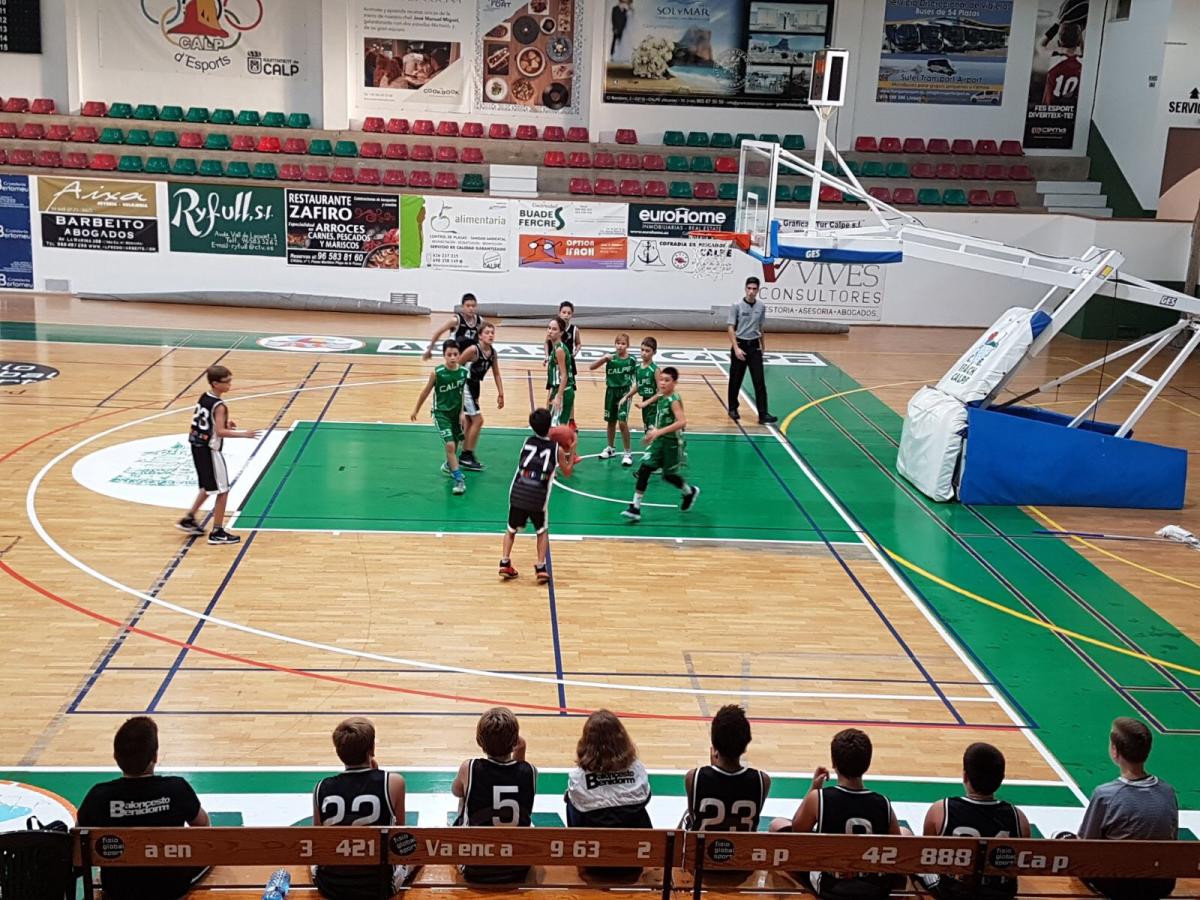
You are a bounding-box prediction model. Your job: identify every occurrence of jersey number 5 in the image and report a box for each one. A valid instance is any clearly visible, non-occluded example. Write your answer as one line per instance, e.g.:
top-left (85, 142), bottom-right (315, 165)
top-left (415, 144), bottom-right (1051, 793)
top-left (492, 785), bottom-right (522, 826)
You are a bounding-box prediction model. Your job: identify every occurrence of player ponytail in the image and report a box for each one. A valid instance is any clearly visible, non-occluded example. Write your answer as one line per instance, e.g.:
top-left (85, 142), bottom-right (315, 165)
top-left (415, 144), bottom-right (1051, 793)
top-left (546, 315), bottom-right (567, 358)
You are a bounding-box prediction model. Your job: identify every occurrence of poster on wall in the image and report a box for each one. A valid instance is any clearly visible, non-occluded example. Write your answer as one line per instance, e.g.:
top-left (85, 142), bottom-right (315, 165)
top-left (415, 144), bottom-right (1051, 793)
top-left (1157, 129), bottom-right (1200, 221)
top-left (399, 196), bottom-right (513, 271)
top-left (357, 1), bottom-right (468, 110)
top-left (0, 0), bottom-right (42, 53)
top-left (38, 177), bottom-right (159, 253)
top-left (516, 200), bottom-right (627, 269)
top-left (876, 0), bottom-right (1012, 105)
top-left (477, 0), bottom-right (582, 114)
top-left (96, 0), bottom-right (312, 80)
top-left (627, 203), bottom-right (737, 278)
top-left (1023, 0), bottom-right (1088, 149)
top-left (0, 176), bottom-right (34, 290)
top-left (285, 190), bottom-right (399, 268)
top-left (168, 183), bottom-right (285, 256)
top-left (602, 0), bottom-right (832, 108)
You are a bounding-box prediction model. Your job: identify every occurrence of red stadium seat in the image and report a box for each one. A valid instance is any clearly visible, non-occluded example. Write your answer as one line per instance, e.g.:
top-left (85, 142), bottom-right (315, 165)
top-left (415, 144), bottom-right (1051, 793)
top-left (89, 153), bottom-right (118, 170)
top-left (256, 135), bottom-right (281, 153)
top-left (515, 124), bottom-right (538, 140)
top-left (1008, 164), bottom-right (1034, 181)
top-left (9, 149), bottom-right (36, 166)
top-left (868, 186), bottom-right (892, 203)
top-left (715, 156), bottom-right (737, 174)
top-left (359, 141), bottom-right (383, 159)
top-left (356, 167), bottom-right (381, 185)
top-left (331, 166), bottom-right (355, 183)
top-left (461, 122), bottom-right (485, 138)
top-left (3, 97), bottom-right (30, 113)
top-left (568, 177), bottom-right (593, 195)
top-left (593, 177), bottom-right (618, 195)
top-left (362, 116), bottom-right (385, 133)
top-left (282, 137), bottom-right (307, 154)
top-left (0, 122), bottom-right (17, 139)
top-left (615, 128), bottom-right (638, 144)
top-left (951, 139), bottom-right (975, 154)
top-left (384, 142), bottom-right (408, 160)
top-left (31, 98), bottom-right (56, 115)
top-left (436, 146), bottom-right (457, 163)
top-left (542, 125), bottom-right (565, 142)
top-left (567, 151), bottom-right (591, 168)
top-left (640, 153), bottom-right (665, 170)
top-left (409, 169), bottom-right (433, 188)
top-left (958, 163), bottom-right (983, 180)
top-left (412, 119), bottom-right (435, 135)
top-left (0, 150), bottom-right (7, 166)
top-left (46, 124), bottom-right (72, 141)
top-left (1000, 140), bottom-right (1024, 157)
top-left (644, 179), bottom-right (667, 197)
top-left (386, 117), bottom-right (410, 134)
top-left (619, 179), bottom-right (643, 196)
top-left (854, 136), bottom-right (878, 153)
top-left (902, 138), bottom-right (926, 154)
top-left (975, 139), bottom-right (999, 155)
top-left (544, 150), bottom-right (567, 168)
top-left (693, 181), bottom-right (717, 199)
top-left (231, 134), bottom-right (256, 152)
top-left (488, 123), bottom-right (511, 140)
top-left (616, 153), bottom-right (640, 170)
top-left (879, 137), bottom-right (902, 153)
top-left (968, 189), bottom-right (993, 206)
top-left (911, 163), bottom-right (936, 179)
top-left (278, 163), bottom-right (304, 180)
top-left (983, 164), bottom-right (1007, 180)
top-left (592, 151), bottom-right (616, 169)
top-left (892, 187), bottom-right (917, 204)
top-left (18, 123), bottom-right (45, 140)
top-left (436, 121), bottom-right (459, 137)
top-left (410, 144), bottom-right (433, 161)
top-left (81, 100), bottom-right (108, 117)
top-left (179, 131), bottom-right (203, 149)
top-left (36, 150), bottom-right (63, 168)
top-left (383, 168), bottom-right (406, 186)
top-left (927, 138), bottom-right (951, 155)
top-left (461, 147), bottom-right (484, 164)
top-left (303, 164), bottom-right (330, 181)
top-left (935, 163), bottom-right (958, 179)
top-left (993, 190), bottom-right (1019, 207)
top-left (64, 152), bottom-right (90, 169)
top-left (566, 127), bottom-right (589, 142)
top-left (819, 185), bottom-right (843, 202)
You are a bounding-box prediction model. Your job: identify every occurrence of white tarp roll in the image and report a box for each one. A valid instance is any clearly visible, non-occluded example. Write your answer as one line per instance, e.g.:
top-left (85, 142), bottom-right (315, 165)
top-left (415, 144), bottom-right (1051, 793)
top-left (936, 306), bottom-right (1041, 403)
top-left (897, 386), bottom-right (968, 502)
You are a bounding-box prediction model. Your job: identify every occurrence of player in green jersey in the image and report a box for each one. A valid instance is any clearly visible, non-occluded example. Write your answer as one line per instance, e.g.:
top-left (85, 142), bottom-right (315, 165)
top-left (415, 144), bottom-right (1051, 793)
top-left (410, 339), bottom-right (469, 494)
top-left (545, 316), bottom-right (577, 428)
top-left (622, 366), bottom-right (699, 521)
top-left (621, 336), bottom-right (659, 433)
top-left (588, 332), bottom-right (636, 466)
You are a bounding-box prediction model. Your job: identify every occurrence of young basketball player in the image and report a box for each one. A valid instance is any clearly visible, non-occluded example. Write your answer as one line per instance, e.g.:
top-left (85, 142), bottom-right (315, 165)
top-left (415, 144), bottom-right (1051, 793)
top-left (685, 705), bottom-right (771, 832)
top-left (422, 292), bottom-right (482, 359)
top-left (457, 322), bottom-right (504, 471)
top-left (558, 301), bottom-right (581, 429)
top-left (918, 743), bottom-right (1030, 900)
top-left (621, 337), bottom-right (659, 433)
top-left (452, 707), bottom-right (537, 883)
top-left (500, 408), bottom-right (574, 584)
top-left (545, 316), bottom-right (576, 428)
top-left (588, 333), bottom-right (636, 466)
top-left (622, 367), bottom-right (699, 521)
top-left (410, 340), bottom-right (468, 495)
top-left (177, 365), bottom-right (260, 545)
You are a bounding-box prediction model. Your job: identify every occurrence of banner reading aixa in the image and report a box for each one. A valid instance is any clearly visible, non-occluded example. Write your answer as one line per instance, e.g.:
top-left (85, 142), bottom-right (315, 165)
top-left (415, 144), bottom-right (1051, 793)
top-left (38, 176), bottom-right (159, 253)
top-left (1024, 0), bottom-right (1089, 149)
top-left (169, 183), bottom-right (285, 256)
top-left (0, 175), bottom-right (34, 289)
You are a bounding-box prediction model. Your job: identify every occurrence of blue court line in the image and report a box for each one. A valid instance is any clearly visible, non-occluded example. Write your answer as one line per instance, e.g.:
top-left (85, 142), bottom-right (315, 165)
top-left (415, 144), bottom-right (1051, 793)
top-left (701, 375), bottom-right (966, 727)
top-left (96, 340), bottom-right (189, 407)
top-left (66, 359), bottom-right (323, 715)
top-left (162, 339), bottom-right (245, 409)
top-left (143, 363), bottom-right (352, 713)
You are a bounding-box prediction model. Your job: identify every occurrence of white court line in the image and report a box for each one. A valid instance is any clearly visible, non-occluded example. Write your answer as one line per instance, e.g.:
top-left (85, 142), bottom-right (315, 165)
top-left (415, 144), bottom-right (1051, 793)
top-left (24, 376), bottom-right (998, 705)
top-left (240, 526), bottom-right (861, 547)
top-left (702, 348), bottom-right (1086, 803)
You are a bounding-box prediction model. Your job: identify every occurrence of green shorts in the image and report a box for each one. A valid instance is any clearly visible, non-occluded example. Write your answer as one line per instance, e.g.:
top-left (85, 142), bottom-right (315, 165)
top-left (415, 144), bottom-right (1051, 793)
top-left (639, 397), bottom-right (656, 429)
top-left (604, 387), bottom-right (631, 424)
top-left (432, 410), bottom-right (464, 445)
top-left (549, 386), bottom-right (575, 426)
top-left (644, 437), bottom-right (683, 475)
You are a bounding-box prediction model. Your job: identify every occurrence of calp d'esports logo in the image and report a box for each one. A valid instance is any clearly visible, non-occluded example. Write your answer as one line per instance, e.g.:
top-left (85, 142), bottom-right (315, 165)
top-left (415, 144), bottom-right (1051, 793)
top-left (139, 1), bottom-right (282, 74)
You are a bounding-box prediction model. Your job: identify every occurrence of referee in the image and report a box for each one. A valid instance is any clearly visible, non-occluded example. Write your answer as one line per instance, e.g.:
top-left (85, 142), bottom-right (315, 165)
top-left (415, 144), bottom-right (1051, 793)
top-left (726, 276), bottom-right (777, 424)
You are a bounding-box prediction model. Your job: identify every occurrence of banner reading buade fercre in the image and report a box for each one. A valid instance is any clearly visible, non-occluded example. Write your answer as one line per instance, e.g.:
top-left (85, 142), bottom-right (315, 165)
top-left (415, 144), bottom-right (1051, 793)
top-left (286, 190), bottom-right (399, 268)
top-left (169, 183), bottom-right (285, 256)
top-left (0, 175), bottom-right (34, 289)
top-left (38, 177), bottom-right (159, 253)
top-left (1024, 0), bottom-right (1089, 149)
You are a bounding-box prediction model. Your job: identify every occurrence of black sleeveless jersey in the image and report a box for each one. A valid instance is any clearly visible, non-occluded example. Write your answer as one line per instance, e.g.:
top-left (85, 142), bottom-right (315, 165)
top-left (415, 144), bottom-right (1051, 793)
top-left (314, 768), bottom-right (396, 893)
top-left (816, 786), bottom-right (894, 896)
top-left (509, 435), bottom-right (559, 510)
top-left (562, 321), bottom-right (578, 356)
top-left (933, 797), bottom-right (1022, 900)
top-left (457, 758), bottom-right (537, 826)
top-left (468, 342), bottom-right (495, 384)
top-left (454, 312), bottom-right (482, 348)
top-left (188, 392), bottom-right (224, 450)
top-left (686, 765), bottom-right (767, 831)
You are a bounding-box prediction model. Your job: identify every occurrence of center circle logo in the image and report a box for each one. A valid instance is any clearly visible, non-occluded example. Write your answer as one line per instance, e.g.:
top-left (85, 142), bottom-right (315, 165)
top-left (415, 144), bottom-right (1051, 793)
top-left (0, 361), bottom-right (60, 386)
top-left (256, 335), bottom-right (365, 353)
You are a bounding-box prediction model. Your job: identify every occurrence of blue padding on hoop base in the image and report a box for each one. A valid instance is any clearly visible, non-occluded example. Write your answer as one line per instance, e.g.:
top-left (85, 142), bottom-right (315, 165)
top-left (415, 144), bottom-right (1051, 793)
top-left (769, 220), bottom-right (904, 264)
top-left (958, 405), bottom-right (1187, 509)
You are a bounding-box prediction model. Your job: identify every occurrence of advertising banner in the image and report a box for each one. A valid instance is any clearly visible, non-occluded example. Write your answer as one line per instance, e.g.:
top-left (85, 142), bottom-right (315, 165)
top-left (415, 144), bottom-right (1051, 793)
top-left (96, 0), bottom-right (313, 80)
top-left (168, 183), bottom-right (285, 256)
top-left (514, 201), bottom-right (628, 236)
top-left (603, 0), bottom-right (832, 108)
top-left (285, 190), bottom-right (399, 268)
top-left (38, 176), bottom-right (159, 253)
top-left (400, 196), bottom-right (513, 271)
top-left (518, 235), bottom-right (628, 269)
top-left (0, 175), bottom-right (34, 289)
top-left (1023, 0), bottom-right (1089, 149)
top-left (876, 0), bottom-right (1012, 105)
top-left (357, 0), bottom-right (468, 110)
top-left (478, 0), bottom-right (582, 114)
top-left (626, 202), bottom-right (737, 277)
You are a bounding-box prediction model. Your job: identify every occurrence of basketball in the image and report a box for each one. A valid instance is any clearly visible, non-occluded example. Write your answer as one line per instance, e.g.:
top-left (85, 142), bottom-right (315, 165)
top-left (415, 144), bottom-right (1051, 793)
top-left (548, 425), bottom-right (577, 450)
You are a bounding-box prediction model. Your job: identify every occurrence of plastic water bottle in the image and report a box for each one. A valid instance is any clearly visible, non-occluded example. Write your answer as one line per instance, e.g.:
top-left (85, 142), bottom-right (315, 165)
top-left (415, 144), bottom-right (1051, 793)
top-left (262, 868), bottom-right (291, 899)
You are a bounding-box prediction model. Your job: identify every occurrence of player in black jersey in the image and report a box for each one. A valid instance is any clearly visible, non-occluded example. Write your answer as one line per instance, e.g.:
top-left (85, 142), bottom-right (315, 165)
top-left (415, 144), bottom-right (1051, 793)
top-left (176, 365), bottom-right (260, 545)
top-left (313, 717), bottom-right (411, 899)
top-left (423, 292), bottom-right (483, 360)
top-left (685, 705), bottom-right (771, 832)
top-left (500, 408), bottom-right (574, 583)
top-left (457, 322), bottom-right (505, 471)
top-left (452, 707), bottom-right (537, 884)
top-left (771, 728), bottom-right (902, 899)
top-left (918, 743), bottom-right (1029, 900)
top-left (558, 301), bottom-right (581, 428)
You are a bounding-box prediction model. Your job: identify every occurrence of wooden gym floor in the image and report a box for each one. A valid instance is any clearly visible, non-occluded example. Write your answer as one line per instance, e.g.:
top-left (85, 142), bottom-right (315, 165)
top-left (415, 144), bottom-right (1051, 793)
top-left (0, 293), bottom-right (1197, 834)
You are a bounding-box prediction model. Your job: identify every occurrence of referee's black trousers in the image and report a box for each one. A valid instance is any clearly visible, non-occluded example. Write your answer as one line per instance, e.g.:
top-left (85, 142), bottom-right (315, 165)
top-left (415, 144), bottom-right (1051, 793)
top-left (728, 339), bottom-right (769, 417)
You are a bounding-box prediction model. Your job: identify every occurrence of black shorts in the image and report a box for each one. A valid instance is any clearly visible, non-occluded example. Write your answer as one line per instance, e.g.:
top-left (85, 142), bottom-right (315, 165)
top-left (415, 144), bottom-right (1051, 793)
top-left (191, 444), bottom-right (230, 494)
top-left (507, 505), bottom-right (546, 533)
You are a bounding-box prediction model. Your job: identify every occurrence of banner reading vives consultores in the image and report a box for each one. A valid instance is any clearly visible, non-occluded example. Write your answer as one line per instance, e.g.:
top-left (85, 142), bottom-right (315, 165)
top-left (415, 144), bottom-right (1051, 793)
top-left (38, 177), bottom-right (159, 253)
top-left (1024, 0), bottom-right (1089, 149)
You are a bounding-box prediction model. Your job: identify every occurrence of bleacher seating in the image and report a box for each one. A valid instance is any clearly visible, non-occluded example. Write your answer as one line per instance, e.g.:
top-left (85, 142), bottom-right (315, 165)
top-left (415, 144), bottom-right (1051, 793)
top-left (619, 179), bottom-right (642, 197)
top-left (615, 128), bottom-right (638, 144)
top-left (515, 124), bottom-right (538, 141)
top-left (409, 170), bottom-right (433, 188)
top-left (363, 116), bottom-right (385, 133)
top-left (644, 180), bottom-right (667, 197)
top-left (543, 126), bottom-right (565, 142)
top-left (462, 122), bottom-right (485, 138)
top-left (388, 118), bottom-right (411, 134)
top-left (330, 165), bottom-right (355, 183)
top-left (383, 169), bottom-right (407, 186)
top-left (3, 97), bottom-right (30, 113)
top-left (569, 177), bottom-right (592, 195)
top-left (594, 177), bottom-right (618, 196)
top-left (567, 127), bottom-right (589, 142)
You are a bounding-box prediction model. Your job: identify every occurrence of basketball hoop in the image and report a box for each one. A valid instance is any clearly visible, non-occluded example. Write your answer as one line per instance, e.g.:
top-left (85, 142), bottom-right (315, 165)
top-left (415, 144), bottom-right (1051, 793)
top-left (687, 230), bottom-right (753, 251)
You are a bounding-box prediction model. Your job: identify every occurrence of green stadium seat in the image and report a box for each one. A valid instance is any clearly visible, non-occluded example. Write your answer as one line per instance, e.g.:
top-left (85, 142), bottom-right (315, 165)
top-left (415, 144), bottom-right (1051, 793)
top-left (690, 156), bottom-right (714, 173)
top-left (462, 173), bottom-right (486, 193)
top-left (685, 131), bottom-right (709, 147)
top-left (286, 112), bottom-right (312, 129)
top-left (252, 162), bottom-right (278, 180)
top-left (759, 132), bottom-right (781, 144)
top-left (133, 104), bottom-right (159, 120)
top-left (158, 105), bottom-right (183, 122)
top-left (775, 184), bottom-right (791, 203)
top-left (226, 161), bottom-right (252, 178)
top-left (734, 132), bottom-right (756, 147)
top-left (663, 130), bottom-right (685, 146)
top-left (844, 191), bottom-right (864, 204)
top-left (262, 111), bottom-right (287, 128)
top-left (718, 182), bottom-right (738, 201)
top-left (152, 130), bottom-right (178, 147)
top-left (710, 132), bottom-right (734, 149)
top-left (204, 133), bottom-right (231, 151)
top-left (782, 134), bottom-right (806, 151)
top-left (144, 156), bottom-right (170, 174)
top-left (117, 155), bottom-right (144, 172)
top-left (668, 181), bottom-right (693, 199)
top-left (943, 188), bottom-right (968, 206)
top-left (846, 159), bottom-right (861, 176)
top-left (199, 159), bottom-right (225, 177)
top-left (822, 159), bottom-right (838, 175)
top-left (793, 185), bottom-right (812, 203)
top-left (184, 106), bottom-right (210, 123)
top-left (309, 139), bottom-right (333, 156)
top-left (98, 127), bottom-right (124, 144)
top-left (918, 187), bottom-right (943, 205)
top-left (107, 102), bottom-right (133, 118)
top-left (124, 129), bottom-right (151, 146)
top-left (210, 108), bottom-right (235, 125)
top-left (862, 161), bottom-right (886, 178)
top-left (236, 110), bottom-right (261, 127)
top-left (665, 155), bottom-right (689, 172)
top-left (333, 140), bottom-right (359, 157)
top-left (885, 161), bottom-right (910, 178)
top-left (172, 157), bottom-right (198, 176)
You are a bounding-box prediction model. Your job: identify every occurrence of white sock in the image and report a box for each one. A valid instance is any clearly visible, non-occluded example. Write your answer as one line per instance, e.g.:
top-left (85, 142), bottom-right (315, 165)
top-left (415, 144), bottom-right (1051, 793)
top-left (632, 492), bottom-right (644, 509)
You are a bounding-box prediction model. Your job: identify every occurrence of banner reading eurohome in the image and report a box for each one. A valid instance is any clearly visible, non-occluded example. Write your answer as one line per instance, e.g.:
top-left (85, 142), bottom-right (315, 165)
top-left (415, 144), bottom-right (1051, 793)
top-left (0, 175), bottom-right (34, 289)
top-left (38, 177), bottom-right (159, 253)
top-left (627, 202), bottom-right (736, 278)
top-left (1023, 0), bottom-right (1089, 150)
top-left (400, 196), bottom-right (512, 271)
top-left (877, 0), bottom-right (1012, 105)
top-left (95, 0), bottom-right (314, 80)
top-left (286, 190), bottom-right (399, 268)
top-left (356, 0), bottom-right (468, 112)
top-left (516, 201), bottom-right (627, 270)
top-left (169, 183), bottom-right (285, 256)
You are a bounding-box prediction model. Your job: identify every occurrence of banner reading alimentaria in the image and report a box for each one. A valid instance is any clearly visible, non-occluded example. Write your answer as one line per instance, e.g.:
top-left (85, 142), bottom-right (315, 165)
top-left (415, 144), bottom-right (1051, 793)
top-left (400, 196), bottom-right (513, 271)
top-left (38, 177), bottom-right (159, 253)
top-left (286, 190), bottom-right (399, 268)
top-left (0, 175), bottom-right (34, 289)
top-left (1023, 0), bottom-right (1089, 149)
top-left (169, 183), bottom-right (285, 256)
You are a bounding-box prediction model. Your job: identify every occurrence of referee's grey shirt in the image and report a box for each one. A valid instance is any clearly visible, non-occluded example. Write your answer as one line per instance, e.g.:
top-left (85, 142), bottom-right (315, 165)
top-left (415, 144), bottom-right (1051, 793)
top-left (728, 297), bottom-right (767, 341)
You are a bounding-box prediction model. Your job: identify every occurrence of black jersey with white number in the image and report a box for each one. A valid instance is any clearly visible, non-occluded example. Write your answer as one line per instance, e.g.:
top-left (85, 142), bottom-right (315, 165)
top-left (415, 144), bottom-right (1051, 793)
top-left (188, 392), bottom-right (224, 450)
top-left (816, 786), bottom-right (894, 896)
top-left (457, 758), bottom-right (537, 827)
top-left (314, 768), bottom-right (396, 895)
top-left (468, 342), bottom-right (495, 384)
top-left (454, 312), bottom-right (482, 349)
top-left (509, 435), bottom-right (559, 511)
top-left (562, 321), bottom-right (578, 357)
top-left (931, 797), bottom-right (1021, 900)
top-left (686, 765), bottom-right (767, 831)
